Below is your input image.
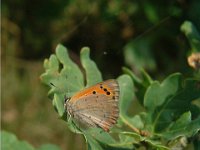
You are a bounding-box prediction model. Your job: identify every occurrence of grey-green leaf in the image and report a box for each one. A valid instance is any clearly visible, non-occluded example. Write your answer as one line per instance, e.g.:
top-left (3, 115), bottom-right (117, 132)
top-left (80, 47), bottom-right (102, 87)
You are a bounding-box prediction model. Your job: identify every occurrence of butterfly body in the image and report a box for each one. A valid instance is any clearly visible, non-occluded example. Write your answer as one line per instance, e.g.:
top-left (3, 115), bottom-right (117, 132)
top-left (64, 79), bottom-right (120, 132)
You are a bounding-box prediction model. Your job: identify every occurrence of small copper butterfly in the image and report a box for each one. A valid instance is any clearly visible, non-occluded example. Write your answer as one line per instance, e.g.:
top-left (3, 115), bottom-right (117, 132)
top-left (64, 79), bottom-right (120, 132)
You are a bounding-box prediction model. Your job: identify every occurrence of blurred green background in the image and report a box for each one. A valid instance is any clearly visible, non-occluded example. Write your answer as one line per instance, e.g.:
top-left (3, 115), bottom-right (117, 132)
top-left (1, 0), bottom-right (200, 149)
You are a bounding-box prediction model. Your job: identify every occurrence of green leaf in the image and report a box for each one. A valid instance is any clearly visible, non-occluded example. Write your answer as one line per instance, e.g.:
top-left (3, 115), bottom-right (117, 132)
top-left (52, 94), bottom-right (65, 117)
top-left (107, 132), bottom-right (142, 149)
top-left (144, 139), bottom-right (169, 150)
top-left (83, 128), bottom-right (116, 150)
top-left (123, 67), bottom-right (152, 104)
top-left (168, 112), bottom-right (192, 130)
top-left (85, 135), bottom-right (104, 150)
top-left (40, 44), bottom-right (103, 133)
top-left (40, 44), bottom-right (84, 99)
top-left (80, 47), bottom-right (102, 87)
top-left (1, 130), bottom-right (35, 150)
top-left (40, 55), bottom-right (59, 86)
top-left (144, 73), bottom-right (182, 133)
top-left (122, 67), bottom-right (142, 86)
top-left (124, 38), bottom-right (156, 72)
top-left (181, 21), bottom-right (200, 52)
top-left (144, 73), bottom-right (182, 113)
top-left (55, 44), bottom-right (84, 94)
top-left (163, 112), bottom-right (200, 140)
top-left (117, 75), bottom-right (144, 134)
top-left (117, 75), bottom-right (135, 116)
top-left (86, 128), bottom-right (116, 143)
top-left (40, 44), bottom-right (200, 149)
top-left (116, 132), bottom-right (169, 149)
top-left (128, 115), bottom-right (144, 129)
top-left (144, 73), bottom-right (200, 133)
top-left (84, 128), bottom-right (142, 150)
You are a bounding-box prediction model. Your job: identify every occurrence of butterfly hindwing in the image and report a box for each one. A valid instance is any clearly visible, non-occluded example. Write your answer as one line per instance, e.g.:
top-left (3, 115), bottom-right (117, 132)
top-left (66, 79), bottom-right (119, 131)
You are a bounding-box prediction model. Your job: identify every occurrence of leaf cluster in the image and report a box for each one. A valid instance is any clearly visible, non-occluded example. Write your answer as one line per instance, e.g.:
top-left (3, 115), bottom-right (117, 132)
top-left (39, 44), bottom-right (200, 149)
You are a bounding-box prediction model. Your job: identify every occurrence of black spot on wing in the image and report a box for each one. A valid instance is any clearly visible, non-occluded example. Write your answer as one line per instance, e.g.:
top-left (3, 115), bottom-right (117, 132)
top-left (106, 91), bottom-right (110, 95)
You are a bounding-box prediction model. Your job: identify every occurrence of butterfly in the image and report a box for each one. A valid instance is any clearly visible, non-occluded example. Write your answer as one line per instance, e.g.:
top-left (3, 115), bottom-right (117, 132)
top-left (64, 79), bottom-right (120, 132)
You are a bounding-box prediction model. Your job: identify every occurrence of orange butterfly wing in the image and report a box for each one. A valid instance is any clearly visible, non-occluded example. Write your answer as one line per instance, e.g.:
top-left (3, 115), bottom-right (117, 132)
top-left (65, 79), bottom-right (119, 131)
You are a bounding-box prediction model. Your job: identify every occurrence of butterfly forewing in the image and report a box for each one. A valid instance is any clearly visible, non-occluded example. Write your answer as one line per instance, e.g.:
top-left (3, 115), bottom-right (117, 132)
top-left (65, 79), bottom-right (119, 132)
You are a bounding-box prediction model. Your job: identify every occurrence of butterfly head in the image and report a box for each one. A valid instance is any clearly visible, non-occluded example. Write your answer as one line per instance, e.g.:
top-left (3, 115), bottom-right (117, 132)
top-left (64, 95), bottom-right (74, 120)
top-left (64, 95), bottom-right (71, 109)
